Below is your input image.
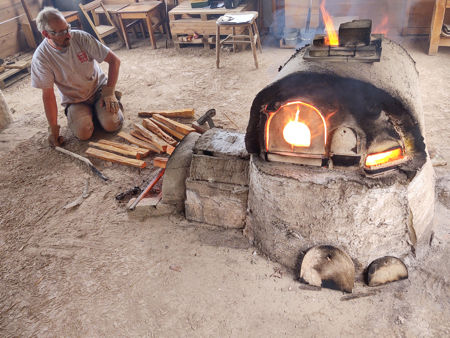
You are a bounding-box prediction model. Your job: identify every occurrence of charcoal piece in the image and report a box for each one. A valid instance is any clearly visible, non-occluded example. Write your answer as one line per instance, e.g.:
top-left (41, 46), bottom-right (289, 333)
top-left (339, 19), bottom-right (372, 47)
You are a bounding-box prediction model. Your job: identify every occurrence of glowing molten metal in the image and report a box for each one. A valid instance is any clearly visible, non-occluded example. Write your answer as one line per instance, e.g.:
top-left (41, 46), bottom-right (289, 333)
top-left (365, 148), bottom-right (404, 167)
top-left (320, 0), bottom-right (339, 46)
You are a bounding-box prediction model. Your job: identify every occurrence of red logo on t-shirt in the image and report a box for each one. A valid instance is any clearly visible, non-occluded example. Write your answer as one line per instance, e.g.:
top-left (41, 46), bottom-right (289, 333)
top-left (77, 51), bottom-right (89, 63)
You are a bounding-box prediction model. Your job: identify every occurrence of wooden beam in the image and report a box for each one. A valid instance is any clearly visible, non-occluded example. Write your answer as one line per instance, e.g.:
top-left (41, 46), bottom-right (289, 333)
top-left (149, 117), bottom-right (185, 140)
top-left (88, 141), bottom-right (142, 159)
top-left (85, 147), bottom-right (146, 168)
top-left (138, 108), bottom-right (195, 118)
top-left (142, 118), bottom-right (178, 146)
top-left (130, 130), bottom-right (165, 153)
top-left (153, 157), bottom-right (168, 168)
top-left (117, 131), bottom-right (161, 153)
top-left (152, 114), bottom-right (195, 136)
top-left (97, 139), bottom-right (150, 157)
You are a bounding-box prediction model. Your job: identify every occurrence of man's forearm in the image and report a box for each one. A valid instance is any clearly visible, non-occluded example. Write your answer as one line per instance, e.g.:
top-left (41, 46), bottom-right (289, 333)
top-left (104, 51), bottom-right (120, 88)
top-left (42, 89), bottom-right (58, 128)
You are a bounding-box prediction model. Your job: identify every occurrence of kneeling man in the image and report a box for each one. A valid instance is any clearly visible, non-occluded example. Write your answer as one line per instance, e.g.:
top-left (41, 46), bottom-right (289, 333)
top-left (31, 7), bottom-right (123, 146)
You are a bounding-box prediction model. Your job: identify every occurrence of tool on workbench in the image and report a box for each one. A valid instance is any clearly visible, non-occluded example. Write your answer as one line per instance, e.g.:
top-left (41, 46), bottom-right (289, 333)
top-left (55, 146), bottom-right (109, 181)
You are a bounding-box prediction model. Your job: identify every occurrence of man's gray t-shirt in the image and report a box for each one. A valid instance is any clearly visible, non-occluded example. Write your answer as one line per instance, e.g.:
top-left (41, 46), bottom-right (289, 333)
top-left (31, 30), bottom-right (110, 105)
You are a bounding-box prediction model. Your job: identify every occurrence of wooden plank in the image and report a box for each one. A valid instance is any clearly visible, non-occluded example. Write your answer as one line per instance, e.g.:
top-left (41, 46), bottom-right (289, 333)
top-left (130, 130), bottom-right (165, 153)
top-left (153, 157), bottom-right (168, 168)
top-left (152, 114), bottom-right (195, 136)
top-left (88, 141), bottom-right (142, 159)
top-left (117, 131), bottom-right (161, 153)
top-left (142, 118), bottom-right (178, 145)
top-left (150, 117), bottom-right (186, 140)
top-left (133, 123), bottom-right (167, 151)
top-left (85, 147), bottom-right (146, 168)
top-left (138, 108), bottom-right (195, 118)
top-left (97, 139), bottom-right (150, 157)
top-left (165, 144), bottom-right (175, 155)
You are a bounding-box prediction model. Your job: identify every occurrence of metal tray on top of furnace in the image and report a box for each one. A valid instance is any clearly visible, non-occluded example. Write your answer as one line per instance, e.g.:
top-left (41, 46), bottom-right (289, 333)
top-left (304, 20), bottom-right (382, 63)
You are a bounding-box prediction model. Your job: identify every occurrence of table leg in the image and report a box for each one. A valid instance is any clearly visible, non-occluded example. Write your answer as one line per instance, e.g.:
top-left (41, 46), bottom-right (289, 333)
top-left (146, 13), bottom-right (157, 49)
top-left (216, 24), bottom-right (220, 68)
top-left (119, 15), bottom-right (131, 49)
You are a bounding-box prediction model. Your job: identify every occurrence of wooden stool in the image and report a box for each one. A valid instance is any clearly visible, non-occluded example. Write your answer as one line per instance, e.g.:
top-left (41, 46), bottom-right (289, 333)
top-left (216, 11), bottom-right (262, 69)
top-left (428, 0), bottom-right (450, 55)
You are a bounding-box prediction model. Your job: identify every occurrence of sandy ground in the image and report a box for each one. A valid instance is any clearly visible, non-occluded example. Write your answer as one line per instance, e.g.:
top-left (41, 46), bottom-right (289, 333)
top-left (0, 35), bottom-right (449, 336)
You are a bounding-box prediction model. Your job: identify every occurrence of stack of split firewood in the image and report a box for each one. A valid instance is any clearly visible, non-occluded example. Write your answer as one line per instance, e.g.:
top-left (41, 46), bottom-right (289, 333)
top-left (85, 108), bottom-right (196, 169)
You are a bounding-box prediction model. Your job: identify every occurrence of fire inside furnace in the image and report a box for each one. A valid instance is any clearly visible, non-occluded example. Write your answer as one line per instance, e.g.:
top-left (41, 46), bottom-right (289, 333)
top-left (265, 101), bottom-right (327, 156)
top-left (283, 108), bottom-right (311, 147)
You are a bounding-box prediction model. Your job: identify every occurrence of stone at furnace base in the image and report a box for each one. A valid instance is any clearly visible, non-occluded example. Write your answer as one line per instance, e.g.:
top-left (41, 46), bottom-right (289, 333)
top-left (245, 155), bottom-right (434, 272)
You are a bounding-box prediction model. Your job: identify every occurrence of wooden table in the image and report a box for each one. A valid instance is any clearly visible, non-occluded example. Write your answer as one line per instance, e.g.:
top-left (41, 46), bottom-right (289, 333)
top-left (169, 0), bottom-right (256, 48)
top-left (117, 2), bottom-right (167, 49)
top-left (428, 0), bottom-right (450, 54)
top-left (93, 4), bottom-right (131, 25)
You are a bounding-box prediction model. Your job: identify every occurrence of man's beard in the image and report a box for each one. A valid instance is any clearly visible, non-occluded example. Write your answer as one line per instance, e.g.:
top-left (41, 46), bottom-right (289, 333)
top-left (54, 38), bottom-right (71, 48)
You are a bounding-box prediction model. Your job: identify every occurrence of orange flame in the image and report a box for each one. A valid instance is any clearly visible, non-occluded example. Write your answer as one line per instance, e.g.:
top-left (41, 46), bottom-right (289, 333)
top-left (283, 108), bottom-right (311, 147)
top-left (373, 15), bottom-right (389, 35)
top-left (320, 0), bottom-right (339, 46)
top-left (365, 147), bottom-right (404, 167)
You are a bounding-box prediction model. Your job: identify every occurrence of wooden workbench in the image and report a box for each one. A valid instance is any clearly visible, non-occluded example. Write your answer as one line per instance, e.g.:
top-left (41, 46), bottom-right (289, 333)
top-left (169, 0), bottom-right (256, 48)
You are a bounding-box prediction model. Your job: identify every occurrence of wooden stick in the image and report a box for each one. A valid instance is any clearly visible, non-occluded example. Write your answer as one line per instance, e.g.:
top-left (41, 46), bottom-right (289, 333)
top-left (117, 131), bottom-right (160, 153)
top-left (89, 141), bottom-right (142, 159)
top-left (138, 108), bottom-right (195, 118)
top-left (130, 130), bottom-right (165, 153)
top-left (86, 147), bottom-right (146, 168)
top-left (153, 157), bottom-right (168, 168)
top-left (150, 117), bottom-right (185, 140)
top-left (152, 114), bottom-right (195, 136)
top-left (142, 118), bottom-right (177, 145)
top-left (55, 146), bottom-right (109, 181)
top-left (133, 123), bottom-right (167, 151)
top-left (97, 139), bottom-right (150, 157)
top-left (128, 168), bottom-right (165, 210)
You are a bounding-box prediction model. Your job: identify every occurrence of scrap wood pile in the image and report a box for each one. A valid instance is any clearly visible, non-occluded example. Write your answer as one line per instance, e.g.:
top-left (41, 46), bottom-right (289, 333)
top-left (85, 109), bottom-right (196, 169)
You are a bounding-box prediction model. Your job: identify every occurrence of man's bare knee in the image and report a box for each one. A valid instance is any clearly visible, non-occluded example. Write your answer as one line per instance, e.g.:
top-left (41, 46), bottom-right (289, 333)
top-left (74, 120), bottom-right (94, 140)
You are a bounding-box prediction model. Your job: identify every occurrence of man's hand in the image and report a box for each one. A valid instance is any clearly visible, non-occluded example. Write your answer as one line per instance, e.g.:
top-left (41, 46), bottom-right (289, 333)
top-left (101, 86), bottom-right (119, 114)
top-left (48, 124), bottom-right (64, 147)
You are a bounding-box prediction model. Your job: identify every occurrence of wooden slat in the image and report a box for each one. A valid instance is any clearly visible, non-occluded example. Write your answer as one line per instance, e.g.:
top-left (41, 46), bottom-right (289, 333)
top-left (138, 108), bottom-right (195, 118)
top-left (142, 118), bottom-right (178, 145)
top-left (88, 141), bottom-right (142, 159)
top-left (117, 131), bottom-right (161, 153)
top-left (149, 117), bottom-right (186, 140)
top-left (86, 147), bottom-right (146, 168)
top-left (97, 139), bottom-right (150, 157)
top-left (152, 114), bottom-right (195, 136)
top-left (130, 130), bottom-right (166, 153)
top-left (153, 157), bottom-right (168, 168)
top-left (133, 123), bottom-right (167, 151)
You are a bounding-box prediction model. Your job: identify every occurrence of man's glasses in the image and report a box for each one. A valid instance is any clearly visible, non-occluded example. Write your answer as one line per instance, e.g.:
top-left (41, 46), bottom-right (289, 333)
top-left (48, 26), bottom-right (71, 37)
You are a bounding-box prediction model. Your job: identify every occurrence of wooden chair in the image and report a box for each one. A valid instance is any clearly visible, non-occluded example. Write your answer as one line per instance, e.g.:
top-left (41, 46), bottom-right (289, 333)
top-left (79, 0), bottom-right (121, 44)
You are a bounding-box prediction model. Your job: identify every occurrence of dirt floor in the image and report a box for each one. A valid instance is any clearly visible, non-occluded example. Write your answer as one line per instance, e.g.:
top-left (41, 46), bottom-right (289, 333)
top-left (0, 35), bottom-right (449, 336)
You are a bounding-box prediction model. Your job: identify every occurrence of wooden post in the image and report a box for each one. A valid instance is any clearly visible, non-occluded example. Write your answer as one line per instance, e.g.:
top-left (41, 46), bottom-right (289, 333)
top-left (0, 90), bottom-right (12, 131)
